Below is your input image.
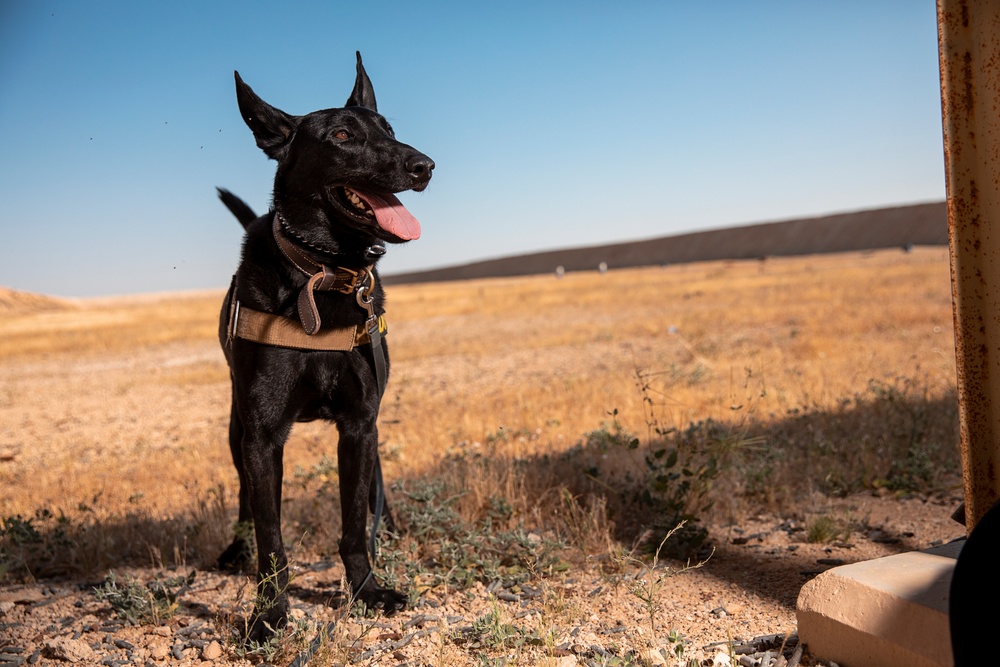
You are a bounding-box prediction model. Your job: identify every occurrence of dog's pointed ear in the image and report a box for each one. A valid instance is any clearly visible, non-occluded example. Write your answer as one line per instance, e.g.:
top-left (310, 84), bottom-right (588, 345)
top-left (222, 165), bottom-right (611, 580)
top-left (234, 71), bottom-right (298, 160)
top-left (345, 51), bottom-right (378, 111)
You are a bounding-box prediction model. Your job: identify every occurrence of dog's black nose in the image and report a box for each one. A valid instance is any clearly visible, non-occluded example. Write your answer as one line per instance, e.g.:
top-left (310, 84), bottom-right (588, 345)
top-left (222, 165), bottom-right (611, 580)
top-left (405, 154), bottom-right (435, 183)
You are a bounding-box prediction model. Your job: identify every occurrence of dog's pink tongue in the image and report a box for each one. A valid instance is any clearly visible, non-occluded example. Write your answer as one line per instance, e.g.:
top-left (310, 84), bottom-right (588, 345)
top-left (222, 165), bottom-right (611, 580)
top-left (357, 191), bottom-right (421, 241)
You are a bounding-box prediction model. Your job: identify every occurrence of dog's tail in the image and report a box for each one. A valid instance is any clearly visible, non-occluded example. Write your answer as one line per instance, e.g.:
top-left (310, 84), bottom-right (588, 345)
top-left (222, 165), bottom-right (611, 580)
top-left (216, 187), bottom-right (258, 229)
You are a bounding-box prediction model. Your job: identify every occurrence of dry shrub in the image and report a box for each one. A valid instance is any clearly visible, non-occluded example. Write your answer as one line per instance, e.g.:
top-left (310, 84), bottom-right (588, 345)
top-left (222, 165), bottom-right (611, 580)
top-left (0, 484), bottom-right (233, 581)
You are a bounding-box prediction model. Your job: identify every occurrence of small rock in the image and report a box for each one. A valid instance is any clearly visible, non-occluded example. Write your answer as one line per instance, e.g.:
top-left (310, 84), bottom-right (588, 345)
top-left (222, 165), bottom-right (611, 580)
top-left (712, 651), bottom-right (733, 666)
top-left (201, 641), bottom-right (222, 661)
top-left (171, 643), bottom-right (185, 660)
top-left (403, 614), bottom-right (438, 629)
top-left (642, 648), bottom-right (668, 666)
top-left (147, 642), bottom-right (169, 660)
top-left (42, 637), bottom-right (96, 663)
top-left (0, 601), bottom-right (14, 614)
top-left (148, 625), bottom-right (172, 637)
top-left (537, 656), bottom-right (577, 667)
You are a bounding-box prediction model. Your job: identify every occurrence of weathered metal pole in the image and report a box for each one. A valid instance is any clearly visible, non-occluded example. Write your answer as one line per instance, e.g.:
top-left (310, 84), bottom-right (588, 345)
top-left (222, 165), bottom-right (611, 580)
top-left (937, 0), bottom-right (1000, 532)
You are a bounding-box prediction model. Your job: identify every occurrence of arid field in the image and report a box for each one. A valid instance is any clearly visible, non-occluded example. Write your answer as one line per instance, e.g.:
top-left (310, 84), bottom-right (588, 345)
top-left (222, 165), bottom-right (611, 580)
top-left (0, 247), bottom-right (965, 666)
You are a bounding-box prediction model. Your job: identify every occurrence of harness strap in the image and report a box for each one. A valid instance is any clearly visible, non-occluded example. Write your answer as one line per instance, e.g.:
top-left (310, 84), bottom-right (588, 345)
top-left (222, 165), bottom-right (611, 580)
top-left (231, 302), bottom-right (386, 351)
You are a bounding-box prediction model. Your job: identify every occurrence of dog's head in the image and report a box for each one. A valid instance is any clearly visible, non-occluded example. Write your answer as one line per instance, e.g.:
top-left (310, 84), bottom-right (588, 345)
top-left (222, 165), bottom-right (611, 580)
top-left (234, 52), bottom-right (433, 245)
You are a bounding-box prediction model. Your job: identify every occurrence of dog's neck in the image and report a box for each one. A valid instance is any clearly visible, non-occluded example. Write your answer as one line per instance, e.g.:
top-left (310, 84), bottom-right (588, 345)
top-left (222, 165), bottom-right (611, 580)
top-left (271, 212), bottom-right (382, 335)
top-left (274, 210), bottom-right (386, 267)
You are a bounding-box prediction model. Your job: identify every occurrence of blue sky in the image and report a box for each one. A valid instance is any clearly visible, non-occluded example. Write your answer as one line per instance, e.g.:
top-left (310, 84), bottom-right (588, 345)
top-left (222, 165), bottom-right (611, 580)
top-left (0, 1), bottom-right (945, 297)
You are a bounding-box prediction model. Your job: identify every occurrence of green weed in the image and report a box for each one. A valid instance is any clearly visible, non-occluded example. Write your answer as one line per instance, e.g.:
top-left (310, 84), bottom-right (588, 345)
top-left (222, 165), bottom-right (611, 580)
top-left (93, 570), bottom-right (194, 625)
top-left (382, 478), bottom-right (566, 600)
top-left (580, 369), bottom-right (748, 558)
top-left (0, 509), bottom-right (72, 580)
top-left (453, 598), bottom-right (545, 654)
top-left (627, 522), bottom-right (712, 634)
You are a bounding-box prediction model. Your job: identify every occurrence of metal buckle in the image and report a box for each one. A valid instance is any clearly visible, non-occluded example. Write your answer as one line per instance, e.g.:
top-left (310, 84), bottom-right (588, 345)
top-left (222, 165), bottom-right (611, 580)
top-left (331, 266), bottom-right (362, 294)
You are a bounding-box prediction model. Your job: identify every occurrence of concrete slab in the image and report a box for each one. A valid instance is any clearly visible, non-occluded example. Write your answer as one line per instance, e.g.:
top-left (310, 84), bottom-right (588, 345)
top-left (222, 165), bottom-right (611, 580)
top-left (796, 541), bottom-right (961, 667)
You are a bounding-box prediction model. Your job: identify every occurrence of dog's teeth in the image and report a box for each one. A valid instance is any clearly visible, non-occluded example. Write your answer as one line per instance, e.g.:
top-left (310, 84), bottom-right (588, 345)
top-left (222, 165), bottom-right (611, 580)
top-left (346, 191), bottom-right (367, 211)
top-left (342, 189), bottom-right (373, 216)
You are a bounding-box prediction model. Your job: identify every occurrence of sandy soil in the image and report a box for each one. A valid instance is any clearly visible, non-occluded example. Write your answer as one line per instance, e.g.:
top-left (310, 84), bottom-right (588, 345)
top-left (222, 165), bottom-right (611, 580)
top-left (0, 268), bottom-right (966, 666)
top-left (0, 493), bottom-right (964, 666)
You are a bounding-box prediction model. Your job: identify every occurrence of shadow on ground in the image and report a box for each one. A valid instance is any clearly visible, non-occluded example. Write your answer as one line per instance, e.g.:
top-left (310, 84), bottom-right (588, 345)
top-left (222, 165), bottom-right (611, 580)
top-left (1, 383), bottom-right (962, 616)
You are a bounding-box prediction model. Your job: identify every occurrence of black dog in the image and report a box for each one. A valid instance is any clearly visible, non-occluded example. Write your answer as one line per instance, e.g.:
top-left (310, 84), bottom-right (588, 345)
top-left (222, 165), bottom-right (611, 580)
top-left (216, 52), bottom-right (433, 640)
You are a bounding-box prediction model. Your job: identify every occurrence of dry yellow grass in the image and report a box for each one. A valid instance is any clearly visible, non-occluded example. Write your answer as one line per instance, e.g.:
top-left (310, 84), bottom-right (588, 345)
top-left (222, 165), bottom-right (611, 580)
top-left (381, 247), bottom-right (957, 474)
top-left (0, 248), bottom-right (956, 526)
top-left (0, 248), bottom-right (964, 666)
top-left (0, 290), bottom-right (222, 359)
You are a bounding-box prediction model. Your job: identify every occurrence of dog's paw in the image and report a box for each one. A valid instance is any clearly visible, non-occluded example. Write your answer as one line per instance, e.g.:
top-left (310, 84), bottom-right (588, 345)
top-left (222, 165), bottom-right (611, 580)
top-left (245, 599), bottom-right (289, 645)
top-left (356, 586), bottom-right (407, 616)
top-left (217, 537), bottom-right (254, 573)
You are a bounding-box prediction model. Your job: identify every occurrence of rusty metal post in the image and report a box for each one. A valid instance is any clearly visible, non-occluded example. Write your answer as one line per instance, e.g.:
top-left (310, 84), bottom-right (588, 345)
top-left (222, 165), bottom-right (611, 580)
top-left (937, 0), bottom-right (1000, 532)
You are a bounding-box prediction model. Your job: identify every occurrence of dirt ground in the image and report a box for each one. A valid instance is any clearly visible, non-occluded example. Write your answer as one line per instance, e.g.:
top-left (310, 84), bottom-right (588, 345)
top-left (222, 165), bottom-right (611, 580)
top-left (0, 492), bottom-right (964, 666)
top-left (0, 339), bottom-right (965, 666)
top-left (0, 253), bottom-right (967, 665)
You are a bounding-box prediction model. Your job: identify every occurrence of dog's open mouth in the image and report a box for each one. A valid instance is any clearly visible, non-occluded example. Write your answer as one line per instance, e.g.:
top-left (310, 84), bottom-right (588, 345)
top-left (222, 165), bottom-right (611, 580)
top-left (331, 187), bottom-right (421, 242)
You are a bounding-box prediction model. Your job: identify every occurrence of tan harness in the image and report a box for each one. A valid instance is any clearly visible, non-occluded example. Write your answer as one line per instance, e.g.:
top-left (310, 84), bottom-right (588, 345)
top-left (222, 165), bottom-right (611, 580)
top-left (227, 215), bottom-right (386, 352)
top-left (230, 302), bottom-right (386, 351)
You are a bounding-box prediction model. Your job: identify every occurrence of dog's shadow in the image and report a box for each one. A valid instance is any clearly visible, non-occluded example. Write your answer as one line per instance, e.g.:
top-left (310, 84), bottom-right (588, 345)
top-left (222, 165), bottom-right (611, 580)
top-left (286, 583), bottom-right (348, 608)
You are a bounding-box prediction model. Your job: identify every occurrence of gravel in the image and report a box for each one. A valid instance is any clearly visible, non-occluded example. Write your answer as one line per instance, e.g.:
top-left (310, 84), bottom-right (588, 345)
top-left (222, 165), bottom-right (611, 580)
top-left (0, 492), bottom-right (964, 666)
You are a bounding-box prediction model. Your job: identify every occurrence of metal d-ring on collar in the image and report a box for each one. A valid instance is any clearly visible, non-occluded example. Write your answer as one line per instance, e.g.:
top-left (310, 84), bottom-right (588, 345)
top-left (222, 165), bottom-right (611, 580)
top-left (365, 243), bottom-right (386, 260)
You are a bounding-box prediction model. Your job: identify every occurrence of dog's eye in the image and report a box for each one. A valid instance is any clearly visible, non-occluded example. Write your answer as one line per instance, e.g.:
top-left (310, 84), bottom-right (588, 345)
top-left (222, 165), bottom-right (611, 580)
top-left (333, 130), bottom-right (350, 140)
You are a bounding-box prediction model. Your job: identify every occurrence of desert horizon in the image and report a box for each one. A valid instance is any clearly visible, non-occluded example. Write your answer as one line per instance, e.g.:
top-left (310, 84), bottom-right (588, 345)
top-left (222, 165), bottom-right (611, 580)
top-left (1, 199), bottom-right (949, 303)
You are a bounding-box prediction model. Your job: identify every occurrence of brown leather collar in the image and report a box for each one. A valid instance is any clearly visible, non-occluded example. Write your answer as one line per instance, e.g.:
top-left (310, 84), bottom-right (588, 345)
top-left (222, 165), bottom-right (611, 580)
top-left (272, 214), bottom-right (373, 334)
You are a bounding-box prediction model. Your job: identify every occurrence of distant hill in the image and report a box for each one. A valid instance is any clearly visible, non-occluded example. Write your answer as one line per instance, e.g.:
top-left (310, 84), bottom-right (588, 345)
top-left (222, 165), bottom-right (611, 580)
top-left (0, 287), bottom-right (72, 313)
top-left (384, 201), bottom-right (948, 285)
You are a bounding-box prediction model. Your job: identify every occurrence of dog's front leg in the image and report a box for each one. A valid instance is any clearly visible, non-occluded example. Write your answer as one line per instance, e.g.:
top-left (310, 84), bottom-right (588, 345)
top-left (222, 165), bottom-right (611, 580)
top-left (338, 418), bottom-right (407, 613)
top-left (242, 423), bottom-right (291, 642)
